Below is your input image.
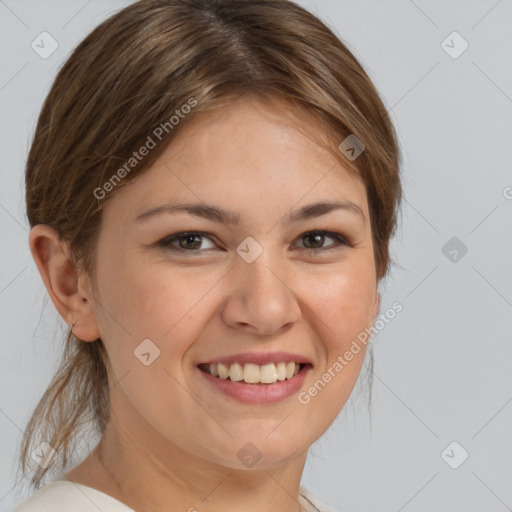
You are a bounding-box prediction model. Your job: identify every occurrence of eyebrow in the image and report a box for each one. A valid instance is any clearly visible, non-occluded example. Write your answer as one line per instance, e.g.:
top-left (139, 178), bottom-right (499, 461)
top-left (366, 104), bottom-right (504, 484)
top-left (134, 199), bottom-right (365, 225)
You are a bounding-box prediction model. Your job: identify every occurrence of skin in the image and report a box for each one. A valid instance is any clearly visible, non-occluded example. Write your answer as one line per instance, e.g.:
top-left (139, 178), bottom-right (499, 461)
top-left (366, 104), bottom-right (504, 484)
top-left (29, 96), bottom-right (381, 512)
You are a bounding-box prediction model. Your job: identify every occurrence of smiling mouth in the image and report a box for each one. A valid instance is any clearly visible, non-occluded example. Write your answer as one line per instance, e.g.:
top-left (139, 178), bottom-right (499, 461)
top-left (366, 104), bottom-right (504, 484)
top-left (197, 362), bottom-right (310, 385)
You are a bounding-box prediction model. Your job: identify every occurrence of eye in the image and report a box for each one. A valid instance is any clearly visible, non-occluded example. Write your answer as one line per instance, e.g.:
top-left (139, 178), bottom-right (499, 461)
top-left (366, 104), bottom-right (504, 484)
top-left (158, 231), bottom-right (217, 252)
top-left (294, 230), bottom-right (350, 252)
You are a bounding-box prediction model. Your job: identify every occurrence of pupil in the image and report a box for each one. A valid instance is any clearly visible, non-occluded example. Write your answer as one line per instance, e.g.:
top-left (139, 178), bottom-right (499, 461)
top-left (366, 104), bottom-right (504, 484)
top-left (304, 233), bottom-right (323, 249)
top-left (181, 234), bottom-right (200, 249)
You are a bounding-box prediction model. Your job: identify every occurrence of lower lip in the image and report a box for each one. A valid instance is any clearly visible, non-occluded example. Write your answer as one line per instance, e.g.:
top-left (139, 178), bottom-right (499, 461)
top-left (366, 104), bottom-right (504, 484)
top-left (197, 365), bottom-right (311, 404)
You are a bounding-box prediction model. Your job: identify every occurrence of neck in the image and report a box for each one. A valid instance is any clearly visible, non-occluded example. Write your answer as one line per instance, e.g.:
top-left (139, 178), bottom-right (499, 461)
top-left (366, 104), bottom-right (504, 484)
top-left (93, 404), bottom-right (310, 512)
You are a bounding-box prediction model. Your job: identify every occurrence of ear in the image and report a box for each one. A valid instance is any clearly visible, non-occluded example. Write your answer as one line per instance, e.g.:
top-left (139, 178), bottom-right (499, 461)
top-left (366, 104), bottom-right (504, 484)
top-left (370, 291), bottom-right (381, 325)
top-left (28, 224), bottom-right (101, 342)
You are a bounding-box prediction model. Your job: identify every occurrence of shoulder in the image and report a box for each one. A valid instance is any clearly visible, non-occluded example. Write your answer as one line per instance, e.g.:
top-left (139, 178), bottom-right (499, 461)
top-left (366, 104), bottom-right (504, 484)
top-left (299, 485), bottom-right (339, 512)
top-left (11, 481), bottom-right (134, 512)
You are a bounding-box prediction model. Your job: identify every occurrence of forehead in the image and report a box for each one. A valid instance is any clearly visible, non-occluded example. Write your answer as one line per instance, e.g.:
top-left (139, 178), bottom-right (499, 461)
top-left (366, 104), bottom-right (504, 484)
top-left (104, 97), bottom-right (368, 222)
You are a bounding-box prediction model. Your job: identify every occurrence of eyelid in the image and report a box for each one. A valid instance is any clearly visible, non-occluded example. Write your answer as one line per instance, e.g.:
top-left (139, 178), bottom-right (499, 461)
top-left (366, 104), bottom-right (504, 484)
top-left (157, 229), bottom-right (351, 254)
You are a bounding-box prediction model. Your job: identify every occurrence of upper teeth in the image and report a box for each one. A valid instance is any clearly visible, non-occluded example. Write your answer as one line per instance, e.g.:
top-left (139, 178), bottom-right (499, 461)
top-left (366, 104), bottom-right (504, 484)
top-left (207, 362), bottom-right (301, 384)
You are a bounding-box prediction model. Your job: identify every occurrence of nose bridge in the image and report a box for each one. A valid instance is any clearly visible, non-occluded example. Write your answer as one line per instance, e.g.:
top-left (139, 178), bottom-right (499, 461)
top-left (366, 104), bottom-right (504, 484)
top-left (222, 244), bottom-right (302, 334)
top-left (244, 248), bottom-right (287, 295)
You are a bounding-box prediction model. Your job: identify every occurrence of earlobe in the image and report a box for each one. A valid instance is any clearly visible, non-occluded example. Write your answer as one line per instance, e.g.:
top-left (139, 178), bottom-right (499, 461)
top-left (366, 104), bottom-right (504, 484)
top-left (28, 225), bottom-right (101, 342)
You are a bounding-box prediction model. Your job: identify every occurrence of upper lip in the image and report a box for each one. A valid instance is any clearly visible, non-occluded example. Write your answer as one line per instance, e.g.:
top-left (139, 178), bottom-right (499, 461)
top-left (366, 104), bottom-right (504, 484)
top-left (198, 351), bottom-right (312, 366)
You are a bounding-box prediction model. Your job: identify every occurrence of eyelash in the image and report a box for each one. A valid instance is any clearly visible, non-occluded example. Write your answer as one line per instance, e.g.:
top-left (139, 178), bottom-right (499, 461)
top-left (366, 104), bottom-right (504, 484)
top-left (157, 230), bottom-right (351, 254)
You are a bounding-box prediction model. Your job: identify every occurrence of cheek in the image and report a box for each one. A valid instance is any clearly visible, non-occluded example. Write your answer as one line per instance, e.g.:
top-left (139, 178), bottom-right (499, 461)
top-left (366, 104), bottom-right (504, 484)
top-left (93, 251), bottom-right (228, 369)
top-left (306, 256), bottom-right (376, 405)
top-left (308, 257), bottom-right (377, 350)
top-left (91, 259), bottom-right (204, 419)
top-left (295, 266), bottom-right (375, 421)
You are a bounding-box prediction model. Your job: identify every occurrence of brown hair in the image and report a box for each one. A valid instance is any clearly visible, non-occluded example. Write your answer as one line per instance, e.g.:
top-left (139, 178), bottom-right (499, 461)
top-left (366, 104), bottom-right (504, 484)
top-left (20, 0), bottom-right (401, 489)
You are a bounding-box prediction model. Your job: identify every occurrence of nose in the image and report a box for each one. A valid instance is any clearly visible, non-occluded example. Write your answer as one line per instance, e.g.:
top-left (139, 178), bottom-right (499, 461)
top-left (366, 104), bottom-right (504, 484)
top-left (220, 250), bottom-right (302, 336)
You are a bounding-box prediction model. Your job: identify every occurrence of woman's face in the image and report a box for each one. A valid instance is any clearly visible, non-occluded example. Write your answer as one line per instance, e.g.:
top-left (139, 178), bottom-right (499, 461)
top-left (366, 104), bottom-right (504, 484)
top-left (88, 97), bottom-right (379, 469)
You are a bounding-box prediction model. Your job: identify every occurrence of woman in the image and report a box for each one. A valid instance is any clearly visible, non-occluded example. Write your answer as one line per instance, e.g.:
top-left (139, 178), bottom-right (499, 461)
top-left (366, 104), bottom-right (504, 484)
top-left (14, 0), bottom-right (401, 510)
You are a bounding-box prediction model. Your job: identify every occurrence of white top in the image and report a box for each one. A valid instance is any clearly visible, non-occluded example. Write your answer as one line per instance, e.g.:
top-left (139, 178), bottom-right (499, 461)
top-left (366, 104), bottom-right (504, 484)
top-left (12, 480), bottom-right (338, 512)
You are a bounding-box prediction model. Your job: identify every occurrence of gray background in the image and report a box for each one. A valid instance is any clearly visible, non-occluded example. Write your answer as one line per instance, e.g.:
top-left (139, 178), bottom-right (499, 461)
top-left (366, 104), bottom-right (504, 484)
top-left (1, 1), bottom-right (511, 511)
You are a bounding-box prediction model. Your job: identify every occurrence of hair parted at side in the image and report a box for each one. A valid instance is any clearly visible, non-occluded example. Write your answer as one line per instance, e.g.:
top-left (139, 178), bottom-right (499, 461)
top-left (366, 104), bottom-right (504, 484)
top-left (20, 0), bottom-right (402, 489)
